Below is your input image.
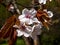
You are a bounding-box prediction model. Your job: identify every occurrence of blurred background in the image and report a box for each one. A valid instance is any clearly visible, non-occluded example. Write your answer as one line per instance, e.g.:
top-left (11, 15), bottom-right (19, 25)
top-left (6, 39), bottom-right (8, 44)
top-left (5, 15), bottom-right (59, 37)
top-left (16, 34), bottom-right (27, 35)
top-left (0, 0), bottom-right (60, 45)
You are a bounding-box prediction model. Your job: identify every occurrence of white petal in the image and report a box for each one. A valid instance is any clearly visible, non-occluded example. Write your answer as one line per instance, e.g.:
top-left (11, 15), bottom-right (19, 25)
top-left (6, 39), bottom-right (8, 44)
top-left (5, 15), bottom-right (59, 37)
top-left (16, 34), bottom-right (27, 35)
top-left (22, 8), bottom-right (29, 15)
top-left (29, 8), bottom-right (37, 16)
top-left (25, 19), bottom-right (33, 25)
top-left (39, 0), bottom-right (43, 4)
top-left (32, 25), bottom-right (35, 32)
top-left (39, 0), bottom-right (47, 4)
top-left (23, 32), bottom-right (30, 37)
top-left (20, 18), bottom-right (28, 23)
top-left (26, 26), bottom-right (32, 32)
top-left (16, 30), bottom-right (23, 37)
top-left (47, 11), bottom-right (53, 18)
top-left (24, 25), bottom-right (32, 33)
top-left (33, 18), bottom-right (40, 23)
top-left (43, 0), bottom-right (47, 4)
top-left (28, 19), bottom-right (33, 25)
top-left (13, 25), bottom-right (19, 28)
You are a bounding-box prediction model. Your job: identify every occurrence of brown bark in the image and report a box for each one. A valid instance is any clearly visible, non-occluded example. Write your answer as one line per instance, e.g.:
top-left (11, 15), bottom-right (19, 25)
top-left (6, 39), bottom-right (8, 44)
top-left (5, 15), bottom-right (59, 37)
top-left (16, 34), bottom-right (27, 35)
top-left (8, 28), bottom-right (17, 45)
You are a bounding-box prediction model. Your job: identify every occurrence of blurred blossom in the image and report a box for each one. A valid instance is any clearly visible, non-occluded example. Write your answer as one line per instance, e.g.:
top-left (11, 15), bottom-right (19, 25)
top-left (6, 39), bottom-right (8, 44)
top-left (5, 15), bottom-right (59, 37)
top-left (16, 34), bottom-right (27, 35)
top-left (39, 0), bottom-right (52, 4)
top-left (13, 8), bottom-right (42, 39)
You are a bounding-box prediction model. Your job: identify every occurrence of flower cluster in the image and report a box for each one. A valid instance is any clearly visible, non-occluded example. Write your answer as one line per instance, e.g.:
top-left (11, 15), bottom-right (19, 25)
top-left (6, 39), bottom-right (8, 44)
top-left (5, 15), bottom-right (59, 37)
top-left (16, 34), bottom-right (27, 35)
top-left (13, 8), bottom-right (42, 39)
top-left (12, 0), bottom-right (54, 40)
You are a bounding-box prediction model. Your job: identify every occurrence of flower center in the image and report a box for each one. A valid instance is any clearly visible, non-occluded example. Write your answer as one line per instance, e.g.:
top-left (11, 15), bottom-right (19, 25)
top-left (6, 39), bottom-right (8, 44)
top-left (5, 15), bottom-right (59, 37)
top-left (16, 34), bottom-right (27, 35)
top-left (25, 14), bottom-right (31, 18)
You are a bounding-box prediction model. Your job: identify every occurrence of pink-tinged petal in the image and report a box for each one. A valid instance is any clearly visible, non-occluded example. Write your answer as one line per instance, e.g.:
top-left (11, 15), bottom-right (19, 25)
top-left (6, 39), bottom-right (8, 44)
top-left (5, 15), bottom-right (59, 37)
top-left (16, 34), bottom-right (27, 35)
top-left (9, 5), bottom-right (14, 10)
top-left (25, 15), bottom-right (31, 18)
top-left (18, 15), bottom-right (25, 20)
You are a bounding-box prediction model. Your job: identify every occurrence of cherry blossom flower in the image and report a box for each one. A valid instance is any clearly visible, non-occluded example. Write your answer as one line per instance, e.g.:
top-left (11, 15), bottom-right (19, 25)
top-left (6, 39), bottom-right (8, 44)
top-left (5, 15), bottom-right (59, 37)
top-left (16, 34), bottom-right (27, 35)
top-left (39, 0), bottom-right (52, 4)
top-left (18, 8), bottom-right (37, 25)
top-left (13, 8), bottom-right (42, 39)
